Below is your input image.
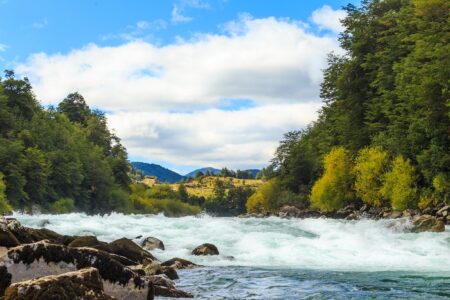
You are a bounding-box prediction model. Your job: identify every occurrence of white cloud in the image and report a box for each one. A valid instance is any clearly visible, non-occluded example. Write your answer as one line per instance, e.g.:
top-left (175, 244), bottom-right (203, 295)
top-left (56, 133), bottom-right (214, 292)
top-left (108, 102), bottom-right (321, 169)
top-left (311, 5), bottom-right (346, 34)
top-left (171, 0), bottom-right (210, 24)
top-left (16, 15), bottom-right (342, 169)
top-left (0, 44), bottom-right (7, 52)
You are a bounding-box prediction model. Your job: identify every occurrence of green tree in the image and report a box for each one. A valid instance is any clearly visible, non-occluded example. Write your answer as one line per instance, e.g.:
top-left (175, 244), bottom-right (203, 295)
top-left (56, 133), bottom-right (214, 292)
top-left (0, 172), bottom-right (12, 215)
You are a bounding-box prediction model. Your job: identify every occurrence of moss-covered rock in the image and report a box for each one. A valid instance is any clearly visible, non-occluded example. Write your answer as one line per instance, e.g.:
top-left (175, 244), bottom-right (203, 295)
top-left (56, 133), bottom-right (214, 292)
top-left (191, 243), bottom-right (219, 256)
top-left (4, 267), bottom-right (114, 300)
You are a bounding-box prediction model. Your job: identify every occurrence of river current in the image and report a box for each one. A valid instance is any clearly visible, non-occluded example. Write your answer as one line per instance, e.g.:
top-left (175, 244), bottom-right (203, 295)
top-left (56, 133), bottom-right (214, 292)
top-left (15, 213), bottom-right (450, 299)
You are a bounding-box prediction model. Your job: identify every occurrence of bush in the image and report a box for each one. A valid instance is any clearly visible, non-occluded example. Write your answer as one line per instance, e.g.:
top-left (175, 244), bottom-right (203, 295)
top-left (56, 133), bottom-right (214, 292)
top-left (310, 147), bottom-right (354, 212)
top-left (51, 198), bottom-right (75, 214)
top-left (381, 156), bottom-right (418, 210)
top-left (354, 147), bottom-right (389, 207)
top-left (246, 179), bottom-right (281, 213)
top-left (433, 173), bottom-right (450, 204)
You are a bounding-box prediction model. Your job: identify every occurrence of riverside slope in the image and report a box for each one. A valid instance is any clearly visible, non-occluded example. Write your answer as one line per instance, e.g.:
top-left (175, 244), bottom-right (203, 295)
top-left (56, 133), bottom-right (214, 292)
top-left (14, 213), bottom-right (450, 299)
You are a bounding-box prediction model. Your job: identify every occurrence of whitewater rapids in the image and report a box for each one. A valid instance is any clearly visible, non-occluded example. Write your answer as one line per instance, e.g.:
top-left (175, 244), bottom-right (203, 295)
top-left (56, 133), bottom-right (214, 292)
top-left (13, 213), bottom-right (450, 272)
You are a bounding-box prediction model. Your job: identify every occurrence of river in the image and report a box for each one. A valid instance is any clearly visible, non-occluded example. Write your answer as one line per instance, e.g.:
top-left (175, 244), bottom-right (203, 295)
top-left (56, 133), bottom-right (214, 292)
top-left (14, 213), bottom-right (450, 299)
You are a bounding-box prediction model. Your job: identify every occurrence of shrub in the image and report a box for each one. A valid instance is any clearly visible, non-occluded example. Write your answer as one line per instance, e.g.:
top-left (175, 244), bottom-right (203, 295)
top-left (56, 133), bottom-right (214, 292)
top-left (51, 198), bottom-right (75, 214)
top-left (310, 147), bottom-right (354, 212)
top-left (354, 147), bottom-right (389, 207)
top-left (246, 179), bottom-right (281, 213)
top-left (381, 156), bottom-right (418, 210)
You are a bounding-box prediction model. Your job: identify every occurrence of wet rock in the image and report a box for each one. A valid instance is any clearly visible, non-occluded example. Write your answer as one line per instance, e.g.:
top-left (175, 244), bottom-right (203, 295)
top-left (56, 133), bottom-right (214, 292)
top-left (0, 229), bottom-right (20, 248)
top-left (411, 215), bottom-right (445, 233)
top-left (278, 205), bottom-right (302, 218)
top-left (161, 257), bottom-right (198, 269)
top-left (68, 236), bottom-right (103, 248)
top-left (108, 238), bottom-right (155, 264)
top-left (3, 267), bottom-right (114, 300)
top-left (383, 210), bottom-right (403, 219)
top-left (192, 243), bottom-right (219, 256)
top-left (143, 262), bottom-right (179, 280)
top-left (148, 275), bottom-right (192, 298)
top-left (437, 205), bottom-right (450, 217)
top-left (5, 218), bottom-right (74, 246)
top-left (0, 265), bottom-right (11, 297)
top-left (142, 236), bottom-right (165, 251)
top-left (2, 241), bottom-right (155, 299)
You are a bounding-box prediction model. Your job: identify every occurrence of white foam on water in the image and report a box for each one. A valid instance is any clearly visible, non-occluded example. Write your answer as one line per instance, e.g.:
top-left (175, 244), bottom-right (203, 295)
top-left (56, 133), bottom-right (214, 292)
top-left (13, 213), bottom-right (450, 272)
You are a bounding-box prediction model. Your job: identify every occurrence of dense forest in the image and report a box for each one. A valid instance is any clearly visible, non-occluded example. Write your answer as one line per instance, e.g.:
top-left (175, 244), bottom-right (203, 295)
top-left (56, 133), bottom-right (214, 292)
top-left (248, 0), bottom-right (450, 213)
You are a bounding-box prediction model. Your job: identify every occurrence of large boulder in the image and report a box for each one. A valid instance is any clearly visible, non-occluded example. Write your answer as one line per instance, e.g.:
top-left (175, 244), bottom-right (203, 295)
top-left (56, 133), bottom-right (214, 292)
top-left (191, 243), bottom-right (219, 256)
top-left (411, 215), bottom-right (445, 233)
top-left (5, 218), bottom-right (74, 245)
top-left (142, 236), bottom-right (165, 251)
top-left (1, 241), bottom-right (190, 299)
top-left (161, 257), bottom-right (198, 269)
top-left (3, 267), bottom-right (115, 300)
top-left (108, 238), bottom-right (156, 264)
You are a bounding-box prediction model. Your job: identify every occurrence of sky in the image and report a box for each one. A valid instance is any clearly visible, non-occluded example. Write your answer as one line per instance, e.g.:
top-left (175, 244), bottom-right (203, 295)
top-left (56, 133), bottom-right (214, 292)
top-left (0, 0), bottom-right (357, 175)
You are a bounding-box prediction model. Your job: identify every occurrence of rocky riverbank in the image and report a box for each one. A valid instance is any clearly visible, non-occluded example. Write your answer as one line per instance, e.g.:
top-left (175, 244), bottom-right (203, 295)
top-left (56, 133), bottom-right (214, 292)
top-left (242, 204), bottom-right (449, 233)
top-left (0, 216), bottom-right (218, 300)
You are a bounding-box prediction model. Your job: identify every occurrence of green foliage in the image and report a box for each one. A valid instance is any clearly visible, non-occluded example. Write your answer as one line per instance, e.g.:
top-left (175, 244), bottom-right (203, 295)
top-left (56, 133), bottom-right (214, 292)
top-left (129, 183), bottom-right (201, 217)
top-left (0, 173), bottom-right (12, 215)
top-left (432, 173), bottom-right (450, 204)
top-left (310, 147), bottom-right (354, 212)
top-left (354, 147), bottom-right (389, 207)
top-left (246, 179), bottom-right (281, 213)
top-left (50, 198), bottom-right (75, 214)
top-left (0, 71), bottom-right (132, 214)
top-left (381, 156), bottom-right (418, 210)
top-left (267, 0), bottom-right (449, 212)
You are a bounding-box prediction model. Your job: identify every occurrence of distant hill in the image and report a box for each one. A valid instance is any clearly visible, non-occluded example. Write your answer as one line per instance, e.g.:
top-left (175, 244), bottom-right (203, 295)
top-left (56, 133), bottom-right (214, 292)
top-left (243, 169), bottom-right (260, 178)
top-left (131, 162), bottom-right (184, 183)
top-left (185, 167), bottom-right (221, 178)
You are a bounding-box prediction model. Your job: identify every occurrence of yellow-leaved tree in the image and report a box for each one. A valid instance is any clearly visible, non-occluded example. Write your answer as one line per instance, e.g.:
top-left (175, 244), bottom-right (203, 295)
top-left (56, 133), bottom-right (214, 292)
top-left (354, 147), bottom-right (389, 207)
top-left (246, 179), bottom-right (280, 213)
top-left (0, 172), bottom-right (12, 215)
top-left (310, 147), bottom-right (354, 212)
top-left (381, 156), bottom-right (418, 210)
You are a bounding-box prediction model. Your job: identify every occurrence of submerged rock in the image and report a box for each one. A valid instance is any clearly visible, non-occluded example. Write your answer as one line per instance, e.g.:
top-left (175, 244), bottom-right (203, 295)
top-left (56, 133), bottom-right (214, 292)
top-left (192, 243), bottom-right (219, 256)
top-left (161, 257), bottom-right (198, 269)
top-left (3, 267), bottom-right (115, 300)
top-left (142, 236), bottom-right (165, 251)
top-left (108, 238), bottom-right (156, 264)
top-left (411, 215), bottom-right (445, 233)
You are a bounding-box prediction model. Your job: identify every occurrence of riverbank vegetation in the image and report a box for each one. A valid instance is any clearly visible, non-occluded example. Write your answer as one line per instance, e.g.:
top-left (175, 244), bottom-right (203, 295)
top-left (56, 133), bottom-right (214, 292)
top-left (248, 0), bottom-right (449, 213)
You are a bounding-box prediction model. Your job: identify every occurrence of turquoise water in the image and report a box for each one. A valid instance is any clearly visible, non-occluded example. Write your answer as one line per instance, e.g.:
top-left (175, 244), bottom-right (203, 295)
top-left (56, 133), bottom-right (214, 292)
top-left (15, 213), bottom-right (450, 299)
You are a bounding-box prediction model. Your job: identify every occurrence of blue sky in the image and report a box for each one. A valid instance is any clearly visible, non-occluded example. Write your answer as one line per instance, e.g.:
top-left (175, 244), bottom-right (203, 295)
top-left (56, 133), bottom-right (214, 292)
top-left (0, 0), bottom-right (358, 174)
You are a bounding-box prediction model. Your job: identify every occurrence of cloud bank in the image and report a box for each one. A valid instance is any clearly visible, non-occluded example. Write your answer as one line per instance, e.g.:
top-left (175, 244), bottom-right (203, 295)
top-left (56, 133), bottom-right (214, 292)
top-left (16, 7), bottom-right (345, 171)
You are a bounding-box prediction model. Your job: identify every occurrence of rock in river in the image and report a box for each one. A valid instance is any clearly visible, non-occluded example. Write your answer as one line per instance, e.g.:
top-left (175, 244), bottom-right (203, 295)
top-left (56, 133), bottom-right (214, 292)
top-left (411, 215), bottom-right (445, 233)
top-left (191, 243), bottom-right (219, 256)
top-left (3, 267), bottom-right (115, 300)
top-left (142, 236), bottom-right (165, 251)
